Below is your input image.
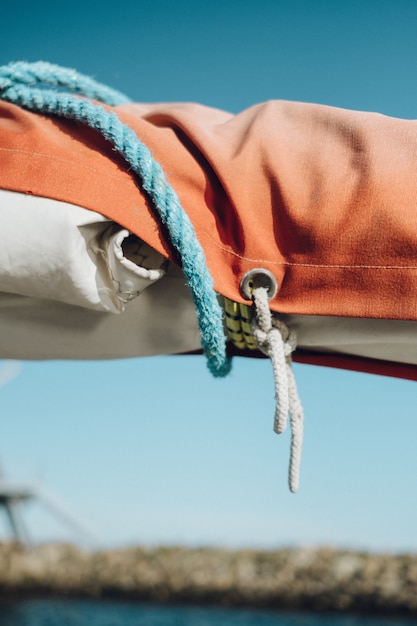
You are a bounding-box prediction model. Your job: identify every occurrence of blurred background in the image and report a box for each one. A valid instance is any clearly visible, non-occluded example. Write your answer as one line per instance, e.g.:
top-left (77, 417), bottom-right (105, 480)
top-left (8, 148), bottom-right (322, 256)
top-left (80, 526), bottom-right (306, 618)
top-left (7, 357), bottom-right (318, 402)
top-left (0, 0), bottom-right (417, 552)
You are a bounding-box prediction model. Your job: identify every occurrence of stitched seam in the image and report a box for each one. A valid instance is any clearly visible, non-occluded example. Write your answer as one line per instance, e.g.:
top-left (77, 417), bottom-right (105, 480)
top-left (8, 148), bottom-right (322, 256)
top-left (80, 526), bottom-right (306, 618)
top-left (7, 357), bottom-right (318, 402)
top-left (196, 229), bottom-right (417, 269)
top-left (3, 151), bottom-right (417, 270)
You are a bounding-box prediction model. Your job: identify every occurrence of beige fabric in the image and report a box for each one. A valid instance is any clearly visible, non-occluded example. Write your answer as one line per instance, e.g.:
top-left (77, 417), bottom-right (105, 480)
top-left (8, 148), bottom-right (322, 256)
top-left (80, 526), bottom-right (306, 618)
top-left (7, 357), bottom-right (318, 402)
top-left (282, 314), bottom-right (417, 366)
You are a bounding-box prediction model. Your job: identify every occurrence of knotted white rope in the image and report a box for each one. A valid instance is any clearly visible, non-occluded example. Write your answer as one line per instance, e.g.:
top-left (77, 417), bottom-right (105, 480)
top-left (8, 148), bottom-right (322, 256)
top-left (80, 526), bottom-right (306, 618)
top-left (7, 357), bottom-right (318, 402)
top-left (251, 287), bottom-right (304, 493)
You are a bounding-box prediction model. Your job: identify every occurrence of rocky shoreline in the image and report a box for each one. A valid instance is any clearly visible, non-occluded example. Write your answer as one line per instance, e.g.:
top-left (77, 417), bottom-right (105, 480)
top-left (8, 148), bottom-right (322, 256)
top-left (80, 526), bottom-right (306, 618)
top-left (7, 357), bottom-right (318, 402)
top-left (0, 543), bottom-right (416, 615)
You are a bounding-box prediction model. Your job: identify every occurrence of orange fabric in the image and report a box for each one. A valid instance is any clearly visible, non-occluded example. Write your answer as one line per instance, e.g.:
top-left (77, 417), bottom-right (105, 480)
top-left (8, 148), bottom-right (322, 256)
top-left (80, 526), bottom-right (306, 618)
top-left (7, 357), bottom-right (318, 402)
top-left (2, 99), bottom-right (417, 376)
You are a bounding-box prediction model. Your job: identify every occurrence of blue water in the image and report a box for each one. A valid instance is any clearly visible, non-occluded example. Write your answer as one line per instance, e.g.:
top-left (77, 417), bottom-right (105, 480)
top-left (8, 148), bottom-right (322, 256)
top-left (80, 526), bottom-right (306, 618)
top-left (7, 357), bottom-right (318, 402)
top-left (0, 600), bottom-right (416, 626)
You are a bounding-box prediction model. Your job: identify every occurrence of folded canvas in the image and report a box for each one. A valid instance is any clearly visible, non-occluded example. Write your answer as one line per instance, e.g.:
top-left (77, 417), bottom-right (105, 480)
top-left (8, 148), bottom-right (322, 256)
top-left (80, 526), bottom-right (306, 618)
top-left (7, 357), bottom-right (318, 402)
top-left (1, 96), bottom-right (417, 378)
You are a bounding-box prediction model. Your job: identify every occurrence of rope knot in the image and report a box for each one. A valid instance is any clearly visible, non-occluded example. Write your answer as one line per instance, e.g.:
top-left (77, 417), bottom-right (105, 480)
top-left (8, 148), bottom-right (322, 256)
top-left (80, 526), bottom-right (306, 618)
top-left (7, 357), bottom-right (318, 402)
top-left (253, 316), bottom-right (297, 359)
top-left (251, 285), bottom-right (304, 493)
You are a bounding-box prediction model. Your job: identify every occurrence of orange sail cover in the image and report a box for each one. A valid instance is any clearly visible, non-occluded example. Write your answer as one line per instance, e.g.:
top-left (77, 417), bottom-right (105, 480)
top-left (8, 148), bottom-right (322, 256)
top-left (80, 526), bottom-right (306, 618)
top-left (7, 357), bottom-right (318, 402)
top-left (1, 98), bottom-right (417, 379)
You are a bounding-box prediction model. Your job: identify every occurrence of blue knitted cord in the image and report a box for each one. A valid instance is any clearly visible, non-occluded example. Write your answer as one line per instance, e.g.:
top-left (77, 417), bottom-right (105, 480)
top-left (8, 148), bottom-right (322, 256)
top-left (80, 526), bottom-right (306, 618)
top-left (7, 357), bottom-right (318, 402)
top-left (0, 61), bottom-right (231, 377)
top-left (0, 61), bottom-right (131, 106)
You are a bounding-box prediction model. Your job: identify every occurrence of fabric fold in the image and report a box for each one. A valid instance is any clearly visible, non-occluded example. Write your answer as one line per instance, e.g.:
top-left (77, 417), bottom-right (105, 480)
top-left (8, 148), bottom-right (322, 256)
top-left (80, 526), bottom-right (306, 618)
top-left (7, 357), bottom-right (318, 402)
top-left (1, 97), bottom-right (417, 378)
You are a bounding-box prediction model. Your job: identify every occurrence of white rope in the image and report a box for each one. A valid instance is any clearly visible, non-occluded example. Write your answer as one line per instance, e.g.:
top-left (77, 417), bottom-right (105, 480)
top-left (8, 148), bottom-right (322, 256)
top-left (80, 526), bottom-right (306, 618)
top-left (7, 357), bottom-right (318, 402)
top-left (251, 287), bottom-right (304, 493)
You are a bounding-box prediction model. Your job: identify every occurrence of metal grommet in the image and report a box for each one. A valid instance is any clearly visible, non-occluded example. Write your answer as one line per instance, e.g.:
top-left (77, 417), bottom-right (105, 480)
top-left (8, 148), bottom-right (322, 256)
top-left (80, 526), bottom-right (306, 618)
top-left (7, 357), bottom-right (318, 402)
top-left (240, 268), bottom-right (278, 301)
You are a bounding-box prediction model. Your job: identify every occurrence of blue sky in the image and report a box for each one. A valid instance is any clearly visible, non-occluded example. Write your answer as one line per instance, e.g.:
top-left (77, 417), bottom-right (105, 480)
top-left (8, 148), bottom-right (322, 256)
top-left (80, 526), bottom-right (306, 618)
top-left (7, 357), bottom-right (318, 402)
top-left (1, 0), bottom-right (417, 551)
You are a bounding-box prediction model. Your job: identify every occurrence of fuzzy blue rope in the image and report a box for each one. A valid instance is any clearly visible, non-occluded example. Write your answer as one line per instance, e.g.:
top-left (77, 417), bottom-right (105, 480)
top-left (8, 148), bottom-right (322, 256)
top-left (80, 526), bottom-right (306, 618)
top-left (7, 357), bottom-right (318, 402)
top-left (0, 61), bottom-right (131, 106)
top-left (0, 61), bottom-right (231, 377)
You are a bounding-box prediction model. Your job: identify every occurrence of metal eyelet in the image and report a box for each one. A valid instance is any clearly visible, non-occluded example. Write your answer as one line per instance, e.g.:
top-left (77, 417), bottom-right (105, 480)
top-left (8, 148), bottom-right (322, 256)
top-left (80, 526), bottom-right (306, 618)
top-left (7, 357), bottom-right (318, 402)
top-left (240, 268), bottom-right (278, 301)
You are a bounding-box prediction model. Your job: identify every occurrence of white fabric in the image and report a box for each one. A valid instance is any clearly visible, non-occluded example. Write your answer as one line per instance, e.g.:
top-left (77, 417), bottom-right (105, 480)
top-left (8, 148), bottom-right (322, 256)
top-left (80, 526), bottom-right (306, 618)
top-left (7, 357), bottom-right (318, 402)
top-left (0, 190), bottom-right (201, 359)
